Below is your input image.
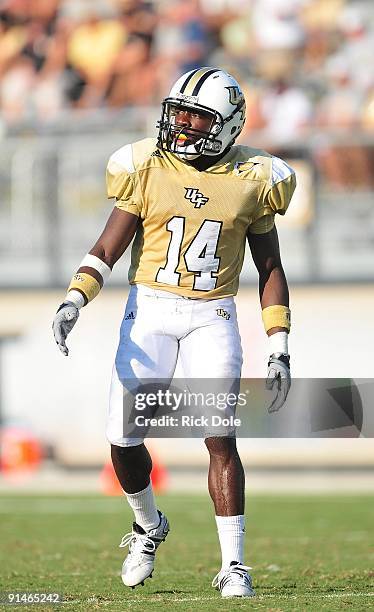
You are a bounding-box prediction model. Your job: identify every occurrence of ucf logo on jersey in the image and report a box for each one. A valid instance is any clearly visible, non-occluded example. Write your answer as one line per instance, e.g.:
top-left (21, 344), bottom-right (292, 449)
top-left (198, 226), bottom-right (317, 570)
top-left (184, 187), bottom-right (209, 208)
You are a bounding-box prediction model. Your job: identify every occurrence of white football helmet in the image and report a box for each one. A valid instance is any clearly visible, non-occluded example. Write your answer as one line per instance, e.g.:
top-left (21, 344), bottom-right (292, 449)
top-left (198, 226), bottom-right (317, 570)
top-left (157, 67), bottom-right (246, 160)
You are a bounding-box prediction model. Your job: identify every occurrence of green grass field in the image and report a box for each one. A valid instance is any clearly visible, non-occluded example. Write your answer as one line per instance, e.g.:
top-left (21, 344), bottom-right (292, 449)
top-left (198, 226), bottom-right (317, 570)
top-left (1, 493), bottom-right (373, 611)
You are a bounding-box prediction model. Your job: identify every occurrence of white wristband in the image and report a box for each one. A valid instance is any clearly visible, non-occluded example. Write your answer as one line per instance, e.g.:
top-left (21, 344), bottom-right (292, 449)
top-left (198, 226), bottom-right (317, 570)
top-left (65, 289), bottom-right (85, 309)
top-left (269, 331), bottom-right (288, 355)
top-left (79, 254), bottom-right (112, 283)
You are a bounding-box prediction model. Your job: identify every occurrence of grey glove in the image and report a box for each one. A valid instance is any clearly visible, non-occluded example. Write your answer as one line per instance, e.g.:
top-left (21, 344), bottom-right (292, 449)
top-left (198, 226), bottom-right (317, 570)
top-left (52, 302), bottom-right (79, 356)
top-left (266, 353), bottom-right (291, 413)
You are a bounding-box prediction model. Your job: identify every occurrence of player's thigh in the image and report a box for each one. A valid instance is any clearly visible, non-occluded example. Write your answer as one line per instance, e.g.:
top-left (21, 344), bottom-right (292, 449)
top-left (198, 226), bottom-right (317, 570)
top-left (180, 299), bottom-right (243, 378)
top-left (108, 288), bottom-right (179, 447)
top-left (115, 288), bottom-right (179, 381)
top-left (178, 300), bottom-right (242, 439)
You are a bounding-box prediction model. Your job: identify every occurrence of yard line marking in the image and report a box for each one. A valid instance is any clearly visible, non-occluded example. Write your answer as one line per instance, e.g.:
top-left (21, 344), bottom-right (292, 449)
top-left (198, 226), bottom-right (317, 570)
top-left (61, 592), bottom-right (374, 605)
top-left (258, 593), bottom-right (374, 600)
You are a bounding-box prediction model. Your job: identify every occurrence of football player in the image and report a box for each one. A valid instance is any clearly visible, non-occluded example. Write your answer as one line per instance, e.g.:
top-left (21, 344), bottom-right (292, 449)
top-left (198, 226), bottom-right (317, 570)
top-left (53, 67), bottom-right (295, 598)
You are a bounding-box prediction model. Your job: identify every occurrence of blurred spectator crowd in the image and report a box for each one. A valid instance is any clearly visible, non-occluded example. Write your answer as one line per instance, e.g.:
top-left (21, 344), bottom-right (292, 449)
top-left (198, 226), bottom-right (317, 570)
top-left (1, 0), bottom-right (374, 132)
top-left (0, 0), bottom-right (374, 186)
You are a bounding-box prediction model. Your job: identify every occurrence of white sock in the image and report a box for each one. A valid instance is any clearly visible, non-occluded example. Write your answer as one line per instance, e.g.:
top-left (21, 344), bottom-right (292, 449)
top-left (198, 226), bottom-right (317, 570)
top-left (215, 515), bottom-right (245, 570)
top-left (124, 482), bottom-right (160, 532)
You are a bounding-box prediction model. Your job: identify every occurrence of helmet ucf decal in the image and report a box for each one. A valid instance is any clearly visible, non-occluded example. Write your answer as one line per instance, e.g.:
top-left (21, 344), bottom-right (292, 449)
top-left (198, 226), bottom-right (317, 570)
top-left (225, 85), bottom-right (243, 105)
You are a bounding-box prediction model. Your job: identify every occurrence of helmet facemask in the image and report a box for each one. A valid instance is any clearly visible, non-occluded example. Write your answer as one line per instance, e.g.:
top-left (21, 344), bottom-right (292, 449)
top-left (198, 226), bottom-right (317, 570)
top-left (157, 99), bottom-right (224, 160)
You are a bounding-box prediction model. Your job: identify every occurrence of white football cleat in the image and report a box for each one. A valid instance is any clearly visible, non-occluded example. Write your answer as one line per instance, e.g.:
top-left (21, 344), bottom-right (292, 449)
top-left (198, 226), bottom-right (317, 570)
top-left (119, 511), bottom-right (169, 588)
top-left (212, 562), bottom-right (255, 598)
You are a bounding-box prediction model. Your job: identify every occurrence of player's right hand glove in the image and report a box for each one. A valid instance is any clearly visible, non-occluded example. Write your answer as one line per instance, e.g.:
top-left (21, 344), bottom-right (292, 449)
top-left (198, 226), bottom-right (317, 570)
top-left (52, 302), bottom-right (79, 356)
top-left (266, 353), bottom-right (291, 413)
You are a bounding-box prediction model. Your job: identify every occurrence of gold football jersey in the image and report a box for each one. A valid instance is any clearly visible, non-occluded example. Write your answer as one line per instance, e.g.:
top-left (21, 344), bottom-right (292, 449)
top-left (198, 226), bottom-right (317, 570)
top-left (106, 138), bottom-right (296, 299)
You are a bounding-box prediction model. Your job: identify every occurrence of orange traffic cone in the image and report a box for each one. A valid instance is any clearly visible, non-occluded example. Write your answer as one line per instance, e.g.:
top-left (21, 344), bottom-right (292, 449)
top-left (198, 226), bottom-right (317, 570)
top-left (100, 461), bottom-right (123, 496)
top-left (150, 454), bottom-right (168, 493)
top-left (0, 427), bottom-right (43, 480)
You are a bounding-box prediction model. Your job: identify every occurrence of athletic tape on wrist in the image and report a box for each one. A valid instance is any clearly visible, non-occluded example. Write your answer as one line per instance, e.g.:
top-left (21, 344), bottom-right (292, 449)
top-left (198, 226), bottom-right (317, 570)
top-left (262, 305), bottom-right (291, 333)
top-left (65, 290), bottom-right (85, 309)
top-left (268, 331), bottom-right (288, 355)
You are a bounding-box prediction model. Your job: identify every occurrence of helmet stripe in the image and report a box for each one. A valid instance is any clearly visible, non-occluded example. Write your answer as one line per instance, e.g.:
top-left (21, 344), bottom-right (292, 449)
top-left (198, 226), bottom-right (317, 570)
top-left (182, 67), bottom-right (217, 96)
top-left (190, 69), bottom-right (220, 96)
top-left (179, 68), bottom-right (201, 93)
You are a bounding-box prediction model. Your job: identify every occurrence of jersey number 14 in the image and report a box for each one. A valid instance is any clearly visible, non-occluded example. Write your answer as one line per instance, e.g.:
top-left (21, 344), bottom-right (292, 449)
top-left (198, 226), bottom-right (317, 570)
top-left (156, 216), bottom-right (222, 291)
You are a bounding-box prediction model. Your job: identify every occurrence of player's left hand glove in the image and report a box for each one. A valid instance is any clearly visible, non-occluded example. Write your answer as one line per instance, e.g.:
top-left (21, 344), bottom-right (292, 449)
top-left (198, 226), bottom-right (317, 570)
top-left (266, 353), bottom-right (291, 413)
top-left (52, 302), bottom-right (79, 356)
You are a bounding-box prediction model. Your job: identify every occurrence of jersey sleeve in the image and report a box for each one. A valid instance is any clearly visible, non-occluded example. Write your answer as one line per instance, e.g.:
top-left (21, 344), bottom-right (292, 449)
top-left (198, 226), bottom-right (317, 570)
top-left (248, 156), bottom-right (296, 234)
top-left (106, 144), bottom-right (142, 217)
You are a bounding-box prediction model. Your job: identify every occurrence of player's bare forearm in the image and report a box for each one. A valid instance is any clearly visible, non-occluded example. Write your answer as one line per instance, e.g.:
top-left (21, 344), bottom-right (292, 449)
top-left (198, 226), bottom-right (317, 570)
top-left (80, 207), bottom-right (139, 274)
top-left (53, 208), bottom-right (139, 354)
top-left (247, 226), bottom-right (289, 335)
top-left (258, 264), bottom-right (289, 309)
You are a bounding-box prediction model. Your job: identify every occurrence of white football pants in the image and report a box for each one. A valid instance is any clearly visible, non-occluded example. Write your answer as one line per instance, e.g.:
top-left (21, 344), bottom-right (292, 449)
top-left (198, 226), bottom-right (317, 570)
top-left (107, 284), bottom-right (243, 446)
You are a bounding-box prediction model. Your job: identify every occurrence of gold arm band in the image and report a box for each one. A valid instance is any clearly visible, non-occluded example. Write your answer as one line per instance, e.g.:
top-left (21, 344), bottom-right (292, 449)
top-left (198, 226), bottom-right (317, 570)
top-left (67, 273), bottom-right (101, 304)
top-left (262, 305), bottom-right (291, 333)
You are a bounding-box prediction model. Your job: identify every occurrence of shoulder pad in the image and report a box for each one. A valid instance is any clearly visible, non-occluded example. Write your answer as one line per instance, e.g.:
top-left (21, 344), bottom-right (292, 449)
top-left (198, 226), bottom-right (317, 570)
top-left (270, 156), bottom-right (295, 187)
top-left (108, 138), bottom-right (158, 175)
